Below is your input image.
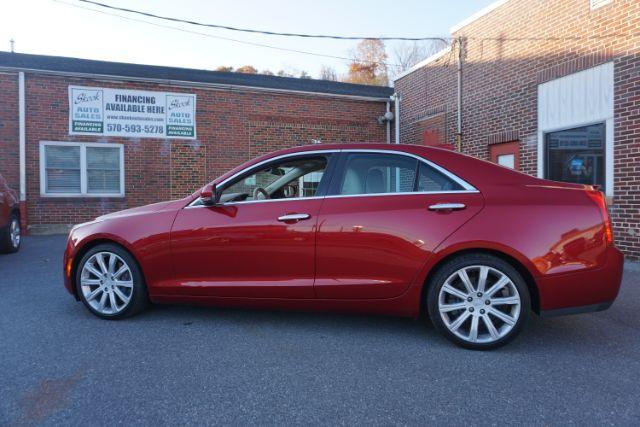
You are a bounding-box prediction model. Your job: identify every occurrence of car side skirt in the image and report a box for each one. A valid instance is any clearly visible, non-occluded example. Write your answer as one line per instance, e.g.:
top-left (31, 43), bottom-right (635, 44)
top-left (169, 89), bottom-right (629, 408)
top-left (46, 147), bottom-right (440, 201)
top-left (539, 301), bottom-right (613, 317)
top-left (149, 284), bottom-right (424, 318)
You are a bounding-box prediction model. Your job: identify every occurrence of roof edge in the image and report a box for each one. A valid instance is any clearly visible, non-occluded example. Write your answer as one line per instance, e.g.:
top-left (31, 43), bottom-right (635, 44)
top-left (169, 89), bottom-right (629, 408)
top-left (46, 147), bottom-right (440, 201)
top-left (0, 65), bottom-right (392, 102)
top-left (0, 51), bottom-right (393, 100)
top-left (393, 47), bottom-right (452, 82)
top-left (449, 0), bottom-right (512, 34)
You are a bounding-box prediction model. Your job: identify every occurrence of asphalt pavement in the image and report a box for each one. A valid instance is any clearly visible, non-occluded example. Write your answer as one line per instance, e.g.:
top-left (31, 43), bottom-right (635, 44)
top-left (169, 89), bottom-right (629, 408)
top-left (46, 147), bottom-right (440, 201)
top-left (1, 235), bottom-right (639, 426)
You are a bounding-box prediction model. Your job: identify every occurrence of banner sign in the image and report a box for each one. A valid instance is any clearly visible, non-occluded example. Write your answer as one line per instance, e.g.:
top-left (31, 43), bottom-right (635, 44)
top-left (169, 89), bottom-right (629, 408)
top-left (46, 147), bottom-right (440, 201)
top-left (68, 86), bottom-right (196, 139)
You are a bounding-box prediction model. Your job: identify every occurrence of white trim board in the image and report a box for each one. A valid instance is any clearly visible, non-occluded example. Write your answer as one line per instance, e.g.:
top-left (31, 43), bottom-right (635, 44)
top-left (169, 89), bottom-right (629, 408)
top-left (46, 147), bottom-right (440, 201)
top-left (537, 62), bottom-right (615, 197)
top-left (450, 0), bottom-right (512, 34)
top-left (395, 0), bottom-right (512, 81)
top-left (394, 47), bottom-right (452, 82)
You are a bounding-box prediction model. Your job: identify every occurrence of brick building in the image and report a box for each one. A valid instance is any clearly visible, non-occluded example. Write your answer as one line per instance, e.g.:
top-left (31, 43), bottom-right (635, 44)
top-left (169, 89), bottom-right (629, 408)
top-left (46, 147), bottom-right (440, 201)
top-left (0, 52), bottom-right (393, 233)
top-left (395, 0), bottom-right (640, 258)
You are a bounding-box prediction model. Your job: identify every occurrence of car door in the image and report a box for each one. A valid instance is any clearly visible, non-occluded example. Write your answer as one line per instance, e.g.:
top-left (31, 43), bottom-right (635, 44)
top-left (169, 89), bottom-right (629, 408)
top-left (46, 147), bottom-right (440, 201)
top-left (314, 150), bottom-right (484, 299)
top-left (169, 152), bottom-right (336, 299)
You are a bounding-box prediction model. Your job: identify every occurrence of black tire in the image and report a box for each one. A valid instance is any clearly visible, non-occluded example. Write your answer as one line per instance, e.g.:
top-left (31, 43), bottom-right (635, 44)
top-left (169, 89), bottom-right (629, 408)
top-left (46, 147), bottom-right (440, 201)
top-left (75, 243), bottom-right (148, 319)
top-left (0, 213), bottom-right (21, 254)
top-left (426, 253), bottom-right (530, 350)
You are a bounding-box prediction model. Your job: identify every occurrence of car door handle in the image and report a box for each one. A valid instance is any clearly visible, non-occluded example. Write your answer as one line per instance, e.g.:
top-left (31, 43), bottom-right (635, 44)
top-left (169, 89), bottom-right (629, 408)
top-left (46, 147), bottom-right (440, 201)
top-left (277, 213), bottom-right (311, 222)
top-left (428, 203), bottom-right (466, 211)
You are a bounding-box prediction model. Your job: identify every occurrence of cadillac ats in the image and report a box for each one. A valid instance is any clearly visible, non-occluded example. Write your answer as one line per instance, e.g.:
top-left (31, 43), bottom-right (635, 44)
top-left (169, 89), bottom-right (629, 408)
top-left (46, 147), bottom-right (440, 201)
top-left (63, 144), bottom-right (623, 349)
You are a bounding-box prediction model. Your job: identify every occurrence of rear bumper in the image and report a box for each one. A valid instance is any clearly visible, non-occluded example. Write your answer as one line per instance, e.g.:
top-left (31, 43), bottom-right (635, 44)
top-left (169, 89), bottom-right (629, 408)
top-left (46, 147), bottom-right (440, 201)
top-left (536, 246), bottom-right (623, 313)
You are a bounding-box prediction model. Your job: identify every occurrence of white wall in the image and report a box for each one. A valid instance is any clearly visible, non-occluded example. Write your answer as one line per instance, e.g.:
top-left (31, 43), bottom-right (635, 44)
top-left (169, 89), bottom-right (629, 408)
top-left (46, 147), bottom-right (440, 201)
top-left (537, 62), bottom-right (614, 196)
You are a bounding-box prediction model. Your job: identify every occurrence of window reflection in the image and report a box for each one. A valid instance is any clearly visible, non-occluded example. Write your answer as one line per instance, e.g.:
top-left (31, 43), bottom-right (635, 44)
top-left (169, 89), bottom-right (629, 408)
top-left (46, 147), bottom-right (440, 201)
top-left (545, 124), bottom-right (605, 188)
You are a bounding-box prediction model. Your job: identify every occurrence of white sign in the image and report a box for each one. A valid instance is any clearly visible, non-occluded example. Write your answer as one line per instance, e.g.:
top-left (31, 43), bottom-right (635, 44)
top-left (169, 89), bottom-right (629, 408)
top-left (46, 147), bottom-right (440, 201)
top-left (69, 86), bottom-right (196, 139)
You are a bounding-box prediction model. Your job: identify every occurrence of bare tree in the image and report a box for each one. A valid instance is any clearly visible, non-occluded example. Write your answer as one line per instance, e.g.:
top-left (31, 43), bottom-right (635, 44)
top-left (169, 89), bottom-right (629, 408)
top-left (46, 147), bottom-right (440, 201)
top-left (390, 40), bottom-right (449, 78)
top-left (319, 65), bottom-right (338, 81)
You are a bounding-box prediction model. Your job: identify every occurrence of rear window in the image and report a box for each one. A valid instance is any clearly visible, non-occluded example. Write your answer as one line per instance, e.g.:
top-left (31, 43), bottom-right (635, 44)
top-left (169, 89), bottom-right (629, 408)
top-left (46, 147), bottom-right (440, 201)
top-left (417, 162), bottom-right (464, 192)
top-left (335, 152), bottom-right (466, 195)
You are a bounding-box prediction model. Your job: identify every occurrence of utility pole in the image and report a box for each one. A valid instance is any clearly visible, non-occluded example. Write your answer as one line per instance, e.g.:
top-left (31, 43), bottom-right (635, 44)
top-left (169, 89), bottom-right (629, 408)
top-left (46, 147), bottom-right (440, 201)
top-left (456, 36), bottom-right (466, 152)
top-left (10, 39), bottom-right (15, 53)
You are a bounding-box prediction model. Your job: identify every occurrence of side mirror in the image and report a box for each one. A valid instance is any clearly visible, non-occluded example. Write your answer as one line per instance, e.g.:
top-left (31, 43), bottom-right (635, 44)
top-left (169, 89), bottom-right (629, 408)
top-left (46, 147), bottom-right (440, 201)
top-left (200, 183), bottom-right (219, 206)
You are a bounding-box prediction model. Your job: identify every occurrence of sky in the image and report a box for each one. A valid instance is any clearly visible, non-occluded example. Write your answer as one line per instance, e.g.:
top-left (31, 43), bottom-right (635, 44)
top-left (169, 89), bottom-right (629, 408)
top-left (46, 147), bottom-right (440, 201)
top-left (0, 0), bottom-right (497, 79)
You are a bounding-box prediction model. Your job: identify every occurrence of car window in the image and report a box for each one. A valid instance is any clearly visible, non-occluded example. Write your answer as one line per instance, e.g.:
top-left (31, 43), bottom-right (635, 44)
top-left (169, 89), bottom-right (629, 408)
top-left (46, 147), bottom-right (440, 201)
top-left (220, 156), bottom-right (327, 203)
top-left (338, 153), bottom-right (417, 195)
top-left (417, 162), bottom-right (465, 192)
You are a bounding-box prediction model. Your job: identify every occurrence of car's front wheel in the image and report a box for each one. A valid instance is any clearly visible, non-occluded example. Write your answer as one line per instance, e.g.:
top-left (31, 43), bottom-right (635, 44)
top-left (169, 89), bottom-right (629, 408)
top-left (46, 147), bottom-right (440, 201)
top-left (427, 253), bottom-right (530, 350)
top-left (0, 213), bottom-right (21, 254)
top-left (76, 243), bottom-right (148, 319)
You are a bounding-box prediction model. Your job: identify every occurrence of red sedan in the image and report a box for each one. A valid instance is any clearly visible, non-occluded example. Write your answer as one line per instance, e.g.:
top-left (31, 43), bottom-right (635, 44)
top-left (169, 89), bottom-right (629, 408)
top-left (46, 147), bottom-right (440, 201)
top-left (63, 144), bottom-right (623, 349)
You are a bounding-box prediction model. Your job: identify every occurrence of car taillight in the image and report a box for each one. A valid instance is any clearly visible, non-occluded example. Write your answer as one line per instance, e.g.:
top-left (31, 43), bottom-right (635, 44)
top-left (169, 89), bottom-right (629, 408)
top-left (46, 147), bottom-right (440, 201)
top-left (586, 190), bottom-right (613, 246)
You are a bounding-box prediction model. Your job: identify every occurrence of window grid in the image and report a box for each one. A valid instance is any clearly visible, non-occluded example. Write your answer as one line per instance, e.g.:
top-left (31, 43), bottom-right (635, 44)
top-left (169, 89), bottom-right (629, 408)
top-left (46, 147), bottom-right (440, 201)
top-left (44, 145), bottom-right (81, 194)
top-left (39, 141), bottom-right (125, 197)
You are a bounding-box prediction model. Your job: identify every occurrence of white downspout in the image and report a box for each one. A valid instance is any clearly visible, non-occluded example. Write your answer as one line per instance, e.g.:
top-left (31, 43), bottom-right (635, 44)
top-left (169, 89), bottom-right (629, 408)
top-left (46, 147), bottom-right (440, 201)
top-left (385, 101), bottom-right (391, 144)
top-left (456, 37), bottom-right (464, 152)
top-left (18, 72), bottom-right (26, 204)
top-left (391, 93), bottom-right (401, 144)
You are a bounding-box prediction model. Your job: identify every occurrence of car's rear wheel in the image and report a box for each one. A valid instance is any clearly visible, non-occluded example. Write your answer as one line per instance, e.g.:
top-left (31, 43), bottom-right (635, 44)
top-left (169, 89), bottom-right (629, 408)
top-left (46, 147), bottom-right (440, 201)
top-left (0, 213), bottom-right (21, 254)
top-left (426, 253), bottom-right (530, 350)
top-left (76, 243), bottom-right (148, 319)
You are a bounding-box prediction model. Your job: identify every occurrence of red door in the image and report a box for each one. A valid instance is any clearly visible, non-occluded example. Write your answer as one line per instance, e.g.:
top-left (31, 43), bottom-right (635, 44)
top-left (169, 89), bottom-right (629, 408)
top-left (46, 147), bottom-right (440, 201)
top-left (314, 194), bottom-right (484, 299)
top-left (169, 199), bottom-right (322, 298)
top-left (489, 141), bottom-right (519, 170)
top-left (314, 151), bottom-right (484, 299)
top-left (423, 129), bottom-right (440, 146)
top-left (168, 153), bottom-right (333, 299)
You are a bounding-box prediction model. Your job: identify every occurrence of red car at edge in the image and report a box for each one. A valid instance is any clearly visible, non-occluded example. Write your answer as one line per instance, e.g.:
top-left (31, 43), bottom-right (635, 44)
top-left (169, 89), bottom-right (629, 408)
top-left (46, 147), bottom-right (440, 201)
top-left (63, 144), bottom-right (623, 350)
top-left (0, 173), bottom-right (21, 254)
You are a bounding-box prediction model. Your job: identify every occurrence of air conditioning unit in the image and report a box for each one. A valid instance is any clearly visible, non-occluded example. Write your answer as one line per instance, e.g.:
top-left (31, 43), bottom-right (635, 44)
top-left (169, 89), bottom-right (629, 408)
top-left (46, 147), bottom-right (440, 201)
top-left (590, 0), bottom-right (612, 10)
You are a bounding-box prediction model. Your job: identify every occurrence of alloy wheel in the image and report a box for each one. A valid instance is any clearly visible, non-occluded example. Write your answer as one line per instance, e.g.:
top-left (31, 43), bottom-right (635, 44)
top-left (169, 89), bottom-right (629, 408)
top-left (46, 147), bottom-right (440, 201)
top-left (10, 218), bottom-right (20, 248)
top-left (437, 265), bottom-right (521, 344)
top-left (80, 251), bottom-right (134, 315)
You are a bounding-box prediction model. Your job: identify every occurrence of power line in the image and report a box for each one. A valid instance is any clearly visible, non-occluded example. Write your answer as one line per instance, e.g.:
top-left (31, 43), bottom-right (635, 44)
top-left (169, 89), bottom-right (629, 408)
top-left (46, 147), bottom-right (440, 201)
top-left (54, 0), bottom-right (402, 67)
top-left (74, 0), bottom-right (635, 45)
top-left (76, 0), bottom-right (450, 42)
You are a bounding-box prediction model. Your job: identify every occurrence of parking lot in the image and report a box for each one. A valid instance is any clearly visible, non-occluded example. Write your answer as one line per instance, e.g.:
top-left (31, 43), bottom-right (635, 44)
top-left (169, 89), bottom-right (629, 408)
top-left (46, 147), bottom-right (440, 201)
top-left (1, 235), bottom-right (639, 425)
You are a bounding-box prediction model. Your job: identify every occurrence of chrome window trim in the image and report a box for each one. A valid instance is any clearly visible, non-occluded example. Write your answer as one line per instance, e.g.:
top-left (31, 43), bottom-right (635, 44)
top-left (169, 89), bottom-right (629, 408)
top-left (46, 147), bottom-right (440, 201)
top-left (340, 149), bottom-right (477, 192)
top-left (187, 148), bottom-right (478, 208)
top-left (218, 150), bottom-right (339, 190)
top-left (187, 150), bottom-right (339, 207)
top-left (324, 190), bottom-right (479, 200)
top-left (186, 190), bottom-right (480, 208)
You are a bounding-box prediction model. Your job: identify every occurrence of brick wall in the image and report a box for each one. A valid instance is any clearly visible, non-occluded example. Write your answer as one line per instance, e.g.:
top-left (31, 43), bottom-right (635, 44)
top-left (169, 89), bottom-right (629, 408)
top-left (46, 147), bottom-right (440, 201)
top-left (5, 73), bottom-right (387, 227)
top-left (0, 72), bottom-right (19, 190)
top-left (396, 0), bottom-right (640, 258)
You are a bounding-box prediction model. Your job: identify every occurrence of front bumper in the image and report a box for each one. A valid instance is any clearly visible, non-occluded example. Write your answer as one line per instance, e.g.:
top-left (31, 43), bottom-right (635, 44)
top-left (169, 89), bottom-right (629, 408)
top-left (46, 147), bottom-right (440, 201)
top-left (63, 232), bottom-right (78, 298)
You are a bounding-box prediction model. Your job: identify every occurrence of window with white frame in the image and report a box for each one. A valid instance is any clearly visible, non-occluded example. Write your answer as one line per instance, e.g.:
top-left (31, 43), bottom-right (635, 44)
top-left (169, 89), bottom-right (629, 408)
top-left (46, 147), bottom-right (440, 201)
top-left (40, 142), bottom-right (124, 196)
top-left (545, 124), bottom-right (606, 189)
top-left (590, 0), bottom-right (612, 11)
top-left (537, 62), bottom-right (614, 196)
